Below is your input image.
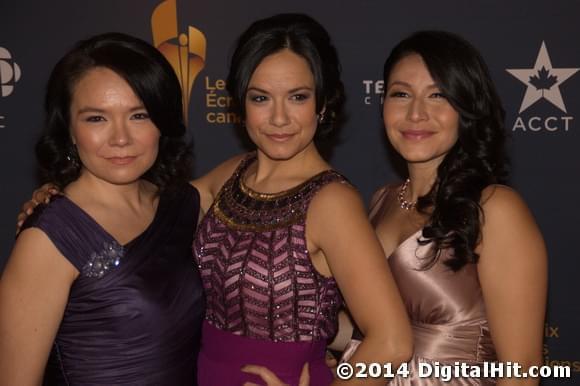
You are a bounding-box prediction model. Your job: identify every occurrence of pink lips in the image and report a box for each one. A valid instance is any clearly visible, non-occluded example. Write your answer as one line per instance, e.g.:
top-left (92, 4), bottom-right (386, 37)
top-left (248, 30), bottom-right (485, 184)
top-left (401, 130), bottom-right (434, 140)
top-left (266, 133), bottom-right (295, 142)
top-left (106, 156), bottom-right (137, 165)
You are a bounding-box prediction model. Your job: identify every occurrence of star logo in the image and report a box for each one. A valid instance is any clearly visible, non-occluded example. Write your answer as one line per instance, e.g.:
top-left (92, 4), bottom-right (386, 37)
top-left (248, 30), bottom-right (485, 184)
top-left (507, 41), bottom-right (579, 113)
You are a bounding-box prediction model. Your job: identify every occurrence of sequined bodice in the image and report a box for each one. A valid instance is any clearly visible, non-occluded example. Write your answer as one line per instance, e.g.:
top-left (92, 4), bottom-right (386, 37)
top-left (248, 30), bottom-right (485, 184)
top-left (194, 154), bottom-right (346, 342)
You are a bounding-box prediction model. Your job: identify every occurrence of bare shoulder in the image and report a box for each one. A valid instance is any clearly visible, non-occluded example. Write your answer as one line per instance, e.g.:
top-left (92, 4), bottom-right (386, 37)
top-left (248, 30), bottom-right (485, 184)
top-left (370, 183), bottom-right (399, 209)
top-left (306, 180), bottom-right (375, 252)
top-left (480, 184), bottom-right (534, 224)
top-left (370, 185), bottom-right (388, 208)
top-left (309, 181), bottom-right (365, 217)
top-left (478, 184), bottom-right (545, 258)
top-left (190, 153), bottom-right (248, 212)
top-left (5, 227), bottom-right (77, 281)
top-left (15, 227), bottom-right (58, 254)
top-left (190, 153), bottom-right (247, 191)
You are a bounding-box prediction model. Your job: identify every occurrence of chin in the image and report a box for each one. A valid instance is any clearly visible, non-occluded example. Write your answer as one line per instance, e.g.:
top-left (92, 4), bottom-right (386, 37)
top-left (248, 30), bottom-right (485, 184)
top-left (402, 151), bottom-right (448, 166)
top-left (106, 175), bottom-right (144, 185)
top-left (95, 169), bottom-right (149, 186)
top-left (259, 145), bottom-right (303, 161)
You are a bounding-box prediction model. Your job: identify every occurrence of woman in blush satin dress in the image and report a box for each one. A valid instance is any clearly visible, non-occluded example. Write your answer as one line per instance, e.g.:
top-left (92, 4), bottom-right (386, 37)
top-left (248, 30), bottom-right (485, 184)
top-left (0, 33), bottom-right (204, 385)
top-left (191, 13), bottom-right (412, 386)
top-left (342, 31), bottom-right (547, 386)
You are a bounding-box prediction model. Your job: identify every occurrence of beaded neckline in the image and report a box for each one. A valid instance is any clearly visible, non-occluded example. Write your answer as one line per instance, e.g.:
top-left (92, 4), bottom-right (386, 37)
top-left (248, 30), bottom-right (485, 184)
top-left (211, 153), bottom-right (346, 231)
top-left (238, 158), bottom-right (334, 201)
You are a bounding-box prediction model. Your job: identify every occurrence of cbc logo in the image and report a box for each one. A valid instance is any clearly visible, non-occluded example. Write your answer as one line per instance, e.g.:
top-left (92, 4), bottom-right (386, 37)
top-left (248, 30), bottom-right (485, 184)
top-left (0, 47), bottom-right (21, 97)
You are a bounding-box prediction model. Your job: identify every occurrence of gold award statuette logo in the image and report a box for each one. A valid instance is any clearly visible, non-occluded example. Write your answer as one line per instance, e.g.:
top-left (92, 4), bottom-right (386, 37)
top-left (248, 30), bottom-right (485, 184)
top-left (151, 0), bottom-right (206, 124)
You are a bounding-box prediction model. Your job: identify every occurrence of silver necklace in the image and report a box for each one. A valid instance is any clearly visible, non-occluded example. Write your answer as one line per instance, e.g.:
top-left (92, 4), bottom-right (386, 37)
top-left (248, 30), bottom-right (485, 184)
top-left (397, 178), bottom-right (416, 211)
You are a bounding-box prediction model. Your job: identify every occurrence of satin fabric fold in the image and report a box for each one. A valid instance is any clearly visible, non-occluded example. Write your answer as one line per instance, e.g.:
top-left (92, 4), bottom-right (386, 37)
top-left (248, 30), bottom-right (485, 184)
top-left (344, 186), bottom-right (497, 385)
top-left (413, 322), bottom-right (496, 362)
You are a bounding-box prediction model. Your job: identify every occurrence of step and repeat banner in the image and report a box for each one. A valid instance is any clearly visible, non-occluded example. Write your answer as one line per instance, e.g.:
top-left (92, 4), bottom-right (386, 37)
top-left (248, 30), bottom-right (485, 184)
top-left (1, 1), bottom-right (578, 384)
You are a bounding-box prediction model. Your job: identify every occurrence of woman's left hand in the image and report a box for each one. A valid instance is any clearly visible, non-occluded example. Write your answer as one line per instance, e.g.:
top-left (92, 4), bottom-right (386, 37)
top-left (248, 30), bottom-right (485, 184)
top-left (242, 362), bottom-right (309, 386)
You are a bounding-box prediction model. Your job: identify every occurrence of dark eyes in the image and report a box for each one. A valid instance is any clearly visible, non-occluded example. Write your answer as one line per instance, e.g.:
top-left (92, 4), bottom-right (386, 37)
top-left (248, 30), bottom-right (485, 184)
top-left (83, 112), bottom-right (150, 122)
top-left (249, 95), bottom-right (268, 103)
top-left (387, 91), bottom-right (447, 99)
top-left (388, 91), bottom-right (409, 98)
top-left (430, 92), bottom-right (447, 99)
top-left (247, 93), bottom-right (311, 103)
top-left (291, 93), bottom-right (310, 102)
top-left (85, 115), bottom-right (105, 122)
top-left (131, 112), bottom-right (150, 120)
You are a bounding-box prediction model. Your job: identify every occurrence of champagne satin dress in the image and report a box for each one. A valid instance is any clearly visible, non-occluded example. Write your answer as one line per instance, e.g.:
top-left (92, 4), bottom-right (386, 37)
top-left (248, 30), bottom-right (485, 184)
top-left (343, 186), bottom-right (497, 385)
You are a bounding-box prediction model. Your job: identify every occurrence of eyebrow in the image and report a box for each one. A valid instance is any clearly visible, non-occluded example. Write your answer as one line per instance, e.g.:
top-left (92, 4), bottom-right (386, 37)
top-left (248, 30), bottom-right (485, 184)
top-left (75, 105), bottom-right (146, 115)
top-left (387, 80), bottom-right (439, 89)
top-left (246, 86), bottom-right (314, 94)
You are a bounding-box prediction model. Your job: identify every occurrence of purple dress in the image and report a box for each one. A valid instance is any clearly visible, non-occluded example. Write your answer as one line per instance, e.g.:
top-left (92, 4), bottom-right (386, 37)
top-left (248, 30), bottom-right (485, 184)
top-left (194, 154), bottom-right (346, 386)
top-left (21, 184), bottom-right (204, 386)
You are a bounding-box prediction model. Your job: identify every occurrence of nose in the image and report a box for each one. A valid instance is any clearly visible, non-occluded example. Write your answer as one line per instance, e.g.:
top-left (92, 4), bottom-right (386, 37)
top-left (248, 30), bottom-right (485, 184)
top-left (108, 119), bottom-right (131, 146)
top-left (270, 100), bottom-right (290, 127)
top-left (407, 97), bottom-right (428, 122)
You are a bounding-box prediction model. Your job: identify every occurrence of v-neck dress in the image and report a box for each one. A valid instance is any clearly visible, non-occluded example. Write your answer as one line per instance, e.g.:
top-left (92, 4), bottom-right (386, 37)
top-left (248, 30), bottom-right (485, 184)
top-left (21, 183), bottom-right (205, 386)
top-left (342, 187), bottom-right (497, 385)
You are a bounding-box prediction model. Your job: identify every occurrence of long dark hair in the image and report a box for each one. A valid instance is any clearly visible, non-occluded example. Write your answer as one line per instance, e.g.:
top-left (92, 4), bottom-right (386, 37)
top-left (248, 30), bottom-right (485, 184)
top-left (37, 32), bottom-right (191, 191)
top-left (226, 13), bottom-right (344, 139)
top-left (383, 31), bottom-right (508, 271)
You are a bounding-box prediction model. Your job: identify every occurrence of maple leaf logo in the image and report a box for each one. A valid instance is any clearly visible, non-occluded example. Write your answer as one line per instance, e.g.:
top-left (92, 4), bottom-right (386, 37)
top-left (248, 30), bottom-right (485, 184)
top-left (529, 66), bottom-right (558, 96)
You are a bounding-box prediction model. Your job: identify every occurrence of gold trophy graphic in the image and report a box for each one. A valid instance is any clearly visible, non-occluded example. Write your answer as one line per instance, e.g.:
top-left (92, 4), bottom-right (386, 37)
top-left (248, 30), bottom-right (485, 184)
top-left (151, 0), bottom-right (206, 124)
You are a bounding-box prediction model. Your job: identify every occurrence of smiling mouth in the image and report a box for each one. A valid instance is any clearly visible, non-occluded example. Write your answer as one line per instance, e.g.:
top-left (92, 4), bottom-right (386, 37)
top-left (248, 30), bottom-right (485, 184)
top-left (401, 130), bottom-right (434, 140)
top-left (106, 156), bottom-right (137, 165)
top-left (266, 133), bottom-right (295, 142)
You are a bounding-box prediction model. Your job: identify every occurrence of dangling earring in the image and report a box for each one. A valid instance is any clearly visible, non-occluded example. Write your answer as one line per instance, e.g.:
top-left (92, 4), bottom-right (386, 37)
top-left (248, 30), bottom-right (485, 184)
top-left (317, 111), bottom-right (325, 124)
top-left (66, 143), bottom-right (80, 169)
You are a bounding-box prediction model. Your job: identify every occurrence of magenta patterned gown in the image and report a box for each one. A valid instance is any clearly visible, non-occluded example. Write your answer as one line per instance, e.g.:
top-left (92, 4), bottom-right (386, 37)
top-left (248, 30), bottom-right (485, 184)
top-left (193, 154), bottom-right (346, 386)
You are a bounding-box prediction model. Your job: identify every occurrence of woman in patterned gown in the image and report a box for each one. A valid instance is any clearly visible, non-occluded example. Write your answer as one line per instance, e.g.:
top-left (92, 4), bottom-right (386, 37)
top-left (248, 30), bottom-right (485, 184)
top-left (191, 13), bottom-right (412, 386)
top-left (0, 33), bottom-right (204, 385)
top-left (342, 31), bottom-right (547, 385)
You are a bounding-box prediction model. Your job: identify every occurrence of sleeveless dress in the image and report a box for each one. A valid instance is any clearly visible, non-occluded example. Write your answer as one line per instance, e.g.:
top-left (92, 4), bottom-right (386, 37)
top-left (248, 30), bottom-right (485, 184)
top-left (193, 154), bottom-right (347, 386)
top-left (21, 184), bottom-right (205, 386)
top-left (343, 187), bottom-right (497, 385)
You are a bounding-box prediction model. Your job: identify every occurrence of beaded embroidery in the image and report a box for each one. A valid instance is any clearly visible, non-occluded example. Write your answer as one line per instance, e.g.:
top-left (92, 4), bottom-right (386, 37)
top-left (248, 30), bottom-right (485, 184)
top-left (195, 154), bottom-right (348, 342)
top-left (213, 155), bottom-right (345, 232)
top-left (81, 241), bottom-right (124, 278)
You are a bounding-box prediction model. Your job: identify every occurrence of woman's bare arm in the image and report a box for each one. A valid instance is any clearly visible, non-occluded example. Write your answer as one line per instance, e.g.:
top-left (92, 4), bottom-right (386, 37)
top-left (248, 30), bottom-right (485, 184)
top-left (0, 229), bottom-right (77, 385)
top-left (308, 183), bottom-right (412, 385)
top-left (478, 185), bottom-right (547, 386)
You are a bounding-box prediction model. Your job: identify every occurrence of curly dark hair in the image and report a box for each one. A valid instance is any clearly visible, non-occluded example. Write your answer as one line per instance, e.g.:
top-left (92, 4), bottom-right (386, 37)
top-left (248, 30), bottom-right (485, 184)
top-left (226, 13), bottom-right (344, 139)
top-left (36, 32), bottom-right (191, 191)
top-left (382, 30), bottom-right (509, 271)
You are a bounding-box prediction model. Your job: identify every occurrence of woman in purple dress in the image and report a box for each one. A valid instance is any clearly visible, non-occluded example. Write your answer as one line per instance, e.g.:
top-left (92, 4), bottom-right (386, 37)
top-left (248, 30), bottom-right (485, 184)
top-left (191, 14), bottom-right (412, 386)
top-left (0, 33), bottom-right (204, 385)
top-left (342, 31), bottom-right (547, 385)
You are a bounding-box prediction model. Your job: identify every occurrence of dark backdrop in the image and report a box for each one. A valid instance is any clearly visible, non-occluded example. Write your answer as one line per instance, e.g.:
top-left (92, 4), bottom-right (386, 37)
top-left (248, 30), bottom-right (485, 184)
top-left (1, 1), bottom-right (578, 383)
